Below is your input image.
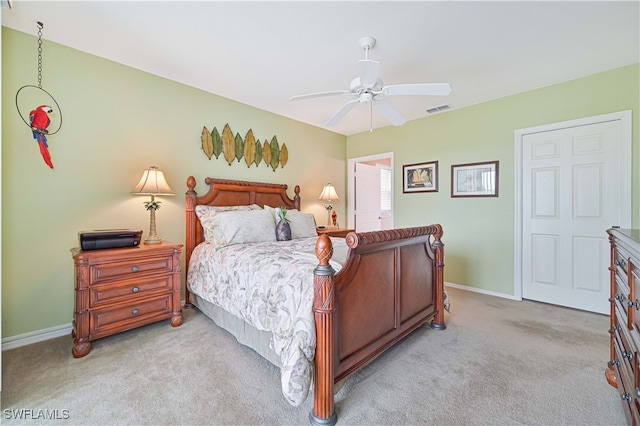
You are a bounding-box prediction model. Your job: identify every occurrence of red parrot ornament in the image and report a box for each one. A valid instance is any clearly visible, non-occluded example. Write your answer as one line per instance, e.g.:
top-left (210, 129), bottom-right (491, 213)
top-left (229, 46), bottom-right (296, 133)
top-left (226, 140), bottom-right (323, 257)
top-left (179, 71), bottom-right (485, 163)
top-left (29, 105), bottom-right (54, 169)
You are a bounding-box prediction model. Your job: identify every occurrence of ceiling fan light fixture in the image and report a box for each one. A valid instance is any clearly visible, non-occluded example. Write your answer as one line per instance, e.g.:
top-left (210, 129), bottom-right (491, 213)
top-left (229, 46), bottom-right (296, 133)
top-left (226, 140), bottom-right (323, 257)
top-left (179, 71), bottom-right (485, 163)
top-left (290, 35), bottom-right (452, 128)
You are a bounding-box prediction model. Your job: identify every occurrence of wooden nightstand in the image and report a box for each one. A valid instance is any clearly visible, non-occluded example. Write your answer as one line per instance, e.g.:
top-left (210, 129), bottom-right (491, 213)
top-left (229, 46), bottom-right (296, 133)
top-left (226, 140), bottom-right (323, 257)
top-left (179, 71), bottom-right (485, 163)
top-left (316, 228), bottom-right (355, 238)
top-left (70, 241), bottom-right (183, 358)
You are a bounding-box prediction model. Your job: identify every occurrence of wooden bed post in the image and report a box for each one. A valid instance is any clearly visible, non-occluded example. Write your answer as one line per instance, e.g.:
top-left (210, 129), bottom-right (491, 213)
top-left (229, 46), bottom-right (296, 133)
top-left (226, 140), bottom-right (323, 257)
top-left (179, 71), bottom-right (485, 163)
top-left (311, 234), bottom-right (338, 426)
top-left (185, 176), bottom-right (198, 308)
top-left (430, 224), bottom-right (446, 330)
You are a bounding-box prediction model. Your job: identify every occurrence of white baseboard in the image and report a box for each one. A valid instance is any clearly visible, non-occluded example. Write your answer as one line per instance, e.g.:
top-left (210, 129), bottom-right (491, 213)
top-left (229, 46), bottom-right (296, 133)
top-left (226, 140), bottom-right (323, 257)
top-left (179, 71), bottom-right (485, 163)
top-left (2, 323), bottom-right (72, 351)
top-left (445, 281), bottom-right (520, 301)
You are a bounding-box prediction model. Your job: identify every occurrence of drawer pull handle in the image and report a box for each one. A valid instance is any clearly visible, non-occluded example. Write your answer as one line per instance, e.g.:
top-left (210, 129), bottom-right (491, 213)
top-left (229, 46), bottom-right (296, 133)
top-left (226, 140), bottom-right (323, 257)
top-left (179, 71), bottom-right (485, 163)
top-left (131, 266), bottom-right (139, 272)
top-left (622, 393), bottom-right (632, 402)
top-left (629, 299), bottom-right (640, 310)
top-left (635, 388), bottom-right (640, 398)
top-left (132, 309), bottom-right (139, 315)
top-left (132, 286), bottom-right (140, 293)
top-left (616, 294), bottom-right (626, 302)
top-left (623, 351), bottom-right (634, 360)
top-left (611, 359), bottom-right (620, 366)
top-left (616, 260), bottom-right (624, 267)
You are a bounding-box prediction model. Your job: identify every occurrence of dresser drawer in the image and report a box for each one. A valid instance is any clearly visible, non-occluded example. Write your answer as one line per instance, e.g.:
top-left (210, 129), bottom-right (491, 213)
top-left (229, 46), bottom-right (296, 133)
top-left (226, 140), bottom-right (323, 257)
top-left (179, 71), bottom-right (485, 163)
top-left (90, 275), bottom-right (174, 307)
top-left (615, 246), bottom-right (632, 279)
top-left (613, 357), bottom-right (635, 425)
top-left (613, 333), bottom-right (635, 395)
top-left (89, 294), bottom-right (173, 338)
top-left (631, 264), bottom-right (640, 332)
top-left (615, 321), bottom-right (635, 368)
top-left (90, 256), bottom-right (173, 284)
top-left (615, 275), bottom-right (632, 329)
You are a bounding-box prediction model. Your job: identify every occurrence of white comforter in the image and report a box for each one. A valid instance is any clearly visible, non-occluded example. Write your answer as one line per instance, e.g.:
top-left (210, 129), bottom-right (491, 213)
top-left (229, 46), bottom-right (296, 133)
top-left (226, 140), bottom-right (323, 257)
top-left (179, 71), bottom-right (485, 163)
top-left (187, 237), bottom-right (347, 406)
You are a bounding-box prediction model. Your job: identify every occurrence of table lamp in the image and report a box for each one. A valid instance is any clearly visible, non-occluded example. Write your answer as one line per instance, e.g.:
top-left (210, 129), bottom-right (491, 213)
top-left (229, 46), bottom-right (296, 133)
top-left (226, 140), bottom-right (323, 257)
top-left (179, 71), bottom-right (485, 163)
top-left (318, 183), bottom-right (339, 228)
top-left (131, 166), bottom-right (174, 244)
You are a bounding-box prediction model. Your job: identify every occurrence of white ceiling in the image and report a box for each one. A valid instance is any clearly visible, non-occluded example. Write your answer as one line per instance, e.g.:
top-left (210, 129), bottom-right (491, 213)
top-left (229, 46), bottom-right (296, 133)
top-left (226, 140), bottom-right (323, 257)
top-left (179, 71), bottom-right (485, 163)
top-left (3, 1), bottom-right (639, 136)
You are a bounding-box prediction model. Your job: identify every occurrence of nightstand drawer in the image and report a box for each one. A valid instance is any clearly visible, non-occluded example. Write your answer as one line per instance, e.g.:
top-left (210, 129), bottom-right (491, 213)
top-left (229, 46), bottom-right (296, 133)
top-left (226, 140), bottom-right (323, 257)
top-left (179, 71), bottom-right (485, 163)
top-left (90, 294), bottom-right (173, 337)
top-left (90, 256), bottom-right (173, 284)
top-left (90, 275), bottom-right (173, 307)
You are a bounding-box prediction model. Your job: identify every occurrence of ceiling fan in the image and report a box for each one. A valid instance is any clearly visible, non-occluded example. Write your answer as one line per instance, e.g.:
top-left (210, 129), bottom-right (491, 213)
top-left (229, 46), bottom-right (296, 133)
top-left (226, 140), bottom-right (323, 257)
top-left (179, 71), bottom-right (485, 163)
top-left (289, 36), bottom-right (452, 129)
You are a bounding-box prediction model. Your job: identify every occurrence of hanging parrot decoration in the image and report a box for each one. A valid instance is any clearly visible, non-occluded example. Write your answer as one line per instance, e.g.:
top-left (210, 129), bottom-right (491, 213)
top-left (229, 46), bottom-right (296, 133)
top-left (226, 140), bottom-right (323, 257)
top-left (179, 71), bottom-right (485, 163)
top-left (29, 105), bottom-right (54, 169)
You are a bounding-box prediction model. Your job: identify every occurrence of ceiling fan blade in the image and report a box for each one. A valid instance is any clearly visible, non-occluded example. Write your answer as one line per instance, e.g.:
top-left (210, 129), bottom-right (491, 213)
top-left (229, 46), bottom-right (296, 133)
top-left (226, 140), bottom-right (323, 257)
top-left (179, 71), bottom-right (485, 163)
top-left (326, 99), bottom-right (359, 127)
top-left (359, 59), bottom-right (381, 87)
top-left (374, 98), bottom-right (406, 126)
top-left (289, 90), bottom-right (350, 101)
top-left (383, 83), bottom-right (452, 96)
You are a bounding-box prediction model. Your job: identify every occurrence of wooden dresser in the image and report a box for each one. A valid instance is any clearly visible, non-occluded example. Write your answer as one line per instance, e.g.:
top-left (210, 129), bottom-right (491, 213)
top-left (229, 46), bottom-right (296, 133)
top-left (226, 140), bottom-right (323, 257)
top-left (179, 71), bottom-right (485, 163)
top-left (71, 241), bottom-right (183, 358)
top-left (606, 228), bottom-right (640, 424)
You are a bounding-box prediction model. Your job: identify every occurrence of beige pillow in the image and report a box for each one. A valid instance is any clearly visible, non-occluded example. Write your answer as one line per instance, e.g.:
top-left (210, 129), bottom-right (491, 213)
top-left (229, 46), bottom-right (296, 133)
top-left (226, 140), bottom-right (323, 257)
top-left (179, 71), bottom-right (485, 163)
top-left (207, 209), bottom-right (276, 247)
top-left (287, 210), bottom-right (318, 238)
top-left (196, 205), bottom-right (261, 242)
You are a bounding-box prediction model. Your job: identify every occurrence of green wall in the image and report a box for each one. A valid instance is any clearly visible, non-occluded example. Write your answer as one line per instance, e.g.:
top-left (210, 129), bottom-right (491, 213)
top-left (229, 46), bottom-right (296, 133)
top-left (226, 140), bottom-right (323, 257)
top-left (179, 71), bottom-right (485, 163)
top-left (1, 28), bottom-right (346, 338)
top-left (347, 63), bottom-right (640, 295)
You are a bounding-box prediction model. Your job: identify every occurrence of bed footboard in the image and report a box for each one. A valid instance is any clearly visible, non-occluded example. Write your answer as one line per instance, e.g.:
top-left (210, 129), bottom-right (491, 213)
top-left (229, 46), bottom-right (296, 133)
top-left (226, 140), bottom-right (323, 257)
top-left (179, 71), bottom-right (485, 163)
top-left (311, 225), bottom-right (445, 425)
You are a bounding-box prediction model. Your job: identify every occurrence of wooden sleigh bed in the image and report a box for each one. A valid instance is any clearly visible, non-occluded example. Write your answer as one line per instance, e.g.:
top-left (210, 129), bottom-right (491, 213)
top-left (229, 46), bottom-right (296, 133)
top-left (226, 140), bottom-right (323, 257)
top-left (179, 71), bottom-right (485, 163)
top-left (185, 177), bottom-right (446, 425)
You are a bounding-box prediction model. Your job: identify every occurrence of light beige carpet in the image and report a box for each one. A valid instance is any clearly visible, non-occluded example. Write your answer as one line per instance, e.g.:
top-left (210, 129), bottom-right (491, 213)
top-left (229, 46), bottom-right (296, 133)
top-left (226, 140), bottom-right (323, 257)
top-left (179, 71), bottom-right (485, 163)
top-left (1, 287), bottom-right (626, 425)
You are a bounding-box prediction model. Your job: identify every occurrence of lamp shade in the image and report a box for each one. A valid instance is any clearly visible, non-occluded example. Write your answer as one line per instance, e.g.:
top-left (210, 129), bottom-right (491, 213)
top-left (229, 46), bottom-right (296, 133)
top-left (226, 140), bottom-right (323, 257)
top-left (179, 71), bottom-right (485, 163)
top-left (131, 166), bottom-right (175, 195)
top-left (318, 184), bottom-right (339, 201)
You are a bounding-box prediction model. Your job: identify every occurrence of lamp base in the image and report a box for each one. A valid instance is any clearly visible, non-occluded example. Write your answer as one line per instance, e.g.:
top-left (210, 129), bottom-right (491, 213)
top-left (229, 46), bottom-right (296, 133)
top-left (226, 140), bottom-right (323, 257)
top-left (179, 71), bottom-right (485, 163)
top-left (144, 208), bottom-right (162, 244)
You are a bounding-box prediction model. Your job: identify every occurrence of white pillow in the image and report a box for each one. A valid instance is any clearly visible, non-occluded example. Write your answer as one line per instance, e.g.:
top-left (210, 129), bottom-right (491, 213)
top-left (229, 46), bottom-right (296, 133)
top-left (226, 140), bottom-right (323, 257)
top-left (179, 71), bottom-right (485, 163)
top-left (196, 204), bottom-right (261, 242)
top-left (207, 209), bottom-right (276, 247)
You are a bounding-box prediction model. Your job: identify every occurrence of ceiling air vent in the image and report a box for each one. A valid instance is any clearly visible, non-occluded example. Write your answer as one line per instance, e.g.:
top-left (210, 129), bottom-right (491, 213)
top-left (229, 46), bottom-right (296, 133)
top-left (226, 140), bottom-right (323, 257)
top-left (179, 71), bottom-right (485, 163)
top-left (426, 104), bottom-right (450, 114)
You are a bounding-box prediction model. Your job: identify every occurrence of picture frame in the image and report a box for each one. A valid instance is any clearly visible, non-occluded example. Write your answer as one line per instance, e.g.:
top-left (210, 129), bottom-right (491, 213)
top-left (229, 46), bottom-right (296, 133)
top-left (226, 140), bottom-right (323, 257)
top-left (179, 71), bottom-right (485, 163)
top-left (403, 161), bottom-right (438, 193)
top-left (451, 161), bottom-right (499, 197)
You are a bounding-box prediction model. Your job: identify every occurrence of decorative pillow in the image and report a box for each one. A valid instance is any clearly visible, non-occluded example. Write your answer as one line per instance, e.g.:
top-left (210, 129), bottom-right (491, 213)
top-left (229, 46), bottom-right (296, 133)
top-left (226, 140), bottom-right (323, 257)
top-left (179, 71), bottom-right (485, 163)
top-left (207, 209), bottom-right (276, 247)
top-left (274, 207), bottom-right (292, 242)
top-left (264, 205), bottom-right (317, 239)
top-left (196, 204), bottom-right (261, 243)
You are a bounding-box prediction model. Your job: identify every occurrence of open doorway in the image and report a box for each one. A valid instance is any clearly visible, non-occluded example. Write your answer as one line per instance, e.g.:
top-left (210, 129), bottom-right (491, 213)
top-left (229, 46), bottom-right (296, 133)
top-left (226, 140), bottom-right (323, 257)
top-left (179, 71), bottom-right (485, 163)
top-left (347, 152), bottom-right (394, 231)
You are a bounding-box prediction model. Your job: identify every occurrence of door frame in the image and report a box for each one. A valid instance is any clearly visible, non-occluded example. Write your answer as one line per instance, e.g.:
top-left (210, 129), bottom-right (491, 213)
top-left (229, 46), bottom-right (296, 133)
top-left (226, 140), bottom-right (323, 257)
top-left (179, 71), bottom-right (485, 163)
top-left (347, 152), bottom-right (394, 230)
top-left (514, 110), bottom-right (632, 300)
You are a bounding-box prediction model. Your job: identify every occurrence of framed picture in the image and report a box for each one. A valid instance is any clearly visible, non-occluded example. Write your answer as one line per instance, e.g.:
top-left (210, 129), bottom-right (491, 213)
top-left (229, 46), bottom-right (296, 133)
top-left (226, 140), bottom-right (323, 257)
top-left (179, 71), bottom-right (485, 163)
top-left (403, 161), bottom-right (438, 193)
top-left (451, 161), bottom-right (499, 197)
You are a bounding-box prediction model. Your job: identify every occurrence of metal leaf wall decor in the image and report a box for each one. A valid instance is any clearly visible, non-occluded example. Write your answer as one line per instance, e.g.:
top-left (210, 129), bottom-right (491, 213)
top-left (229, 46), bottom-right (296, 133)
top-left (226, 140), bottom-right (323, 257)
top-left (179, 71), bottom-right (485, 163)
top-left (201, 123), bottom-right (288, 171)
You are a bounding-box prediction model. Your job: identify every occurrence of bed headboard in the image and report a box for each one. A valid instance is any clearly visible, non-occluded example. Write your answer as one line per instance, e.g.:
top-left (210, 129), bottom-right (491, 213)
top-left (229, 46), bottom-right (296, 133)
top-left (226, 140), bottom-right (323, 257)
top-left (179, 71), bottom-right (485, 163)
top-left (185, 177), bottom-right (301, 301)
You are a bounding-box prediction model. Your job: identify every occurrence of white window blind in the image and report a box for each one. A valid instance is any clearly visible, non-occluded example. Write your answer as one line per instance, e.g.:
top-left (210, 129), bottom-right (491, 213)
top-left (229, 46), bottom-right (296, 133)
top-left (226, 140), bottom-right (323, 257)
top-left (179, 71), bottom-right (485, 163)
top-left (380, 167), bottom-right (392, 211)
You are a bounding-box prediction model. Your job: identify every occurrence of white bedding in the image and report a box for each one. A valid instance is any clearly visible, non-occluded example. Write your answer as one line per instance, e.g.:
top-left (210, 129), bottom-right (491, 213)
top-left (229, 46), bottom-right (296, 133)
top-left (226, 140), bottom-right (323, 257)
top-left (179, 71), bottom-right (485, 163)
top-left (187, 236), bottom-right (347, 406)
